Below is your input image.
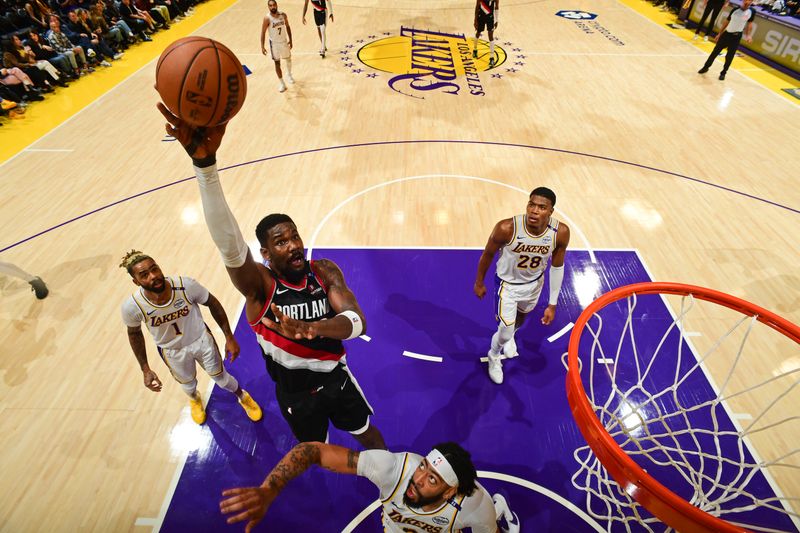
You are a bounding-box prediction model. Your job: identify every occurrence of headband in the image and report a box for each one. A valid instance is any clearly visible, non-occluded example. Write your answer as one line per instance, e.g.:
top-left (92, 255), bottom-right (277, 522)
top-left (425, 449), bottom-right (459, 488)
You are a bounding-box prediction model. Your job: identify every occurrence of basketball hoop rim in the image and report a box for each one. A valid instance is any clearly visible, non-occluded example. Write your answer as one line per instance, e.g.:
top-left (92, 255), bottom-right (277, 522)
top-left (566, 281), bottom-right (800, 533)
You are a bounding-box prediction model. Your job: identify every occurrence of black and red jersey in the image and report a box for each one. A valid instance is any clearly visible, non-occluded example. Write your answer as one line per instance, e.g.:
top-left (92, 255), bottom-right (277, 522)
top-left (250, 261), bottom-right (346, 393)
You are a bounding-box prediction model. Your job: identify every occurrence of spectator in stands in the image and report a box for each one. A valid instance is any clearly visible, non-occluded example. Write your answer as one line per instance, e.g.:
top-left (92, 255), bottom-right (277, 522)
top-left (134, 0), bottom-right (168, 29)
top-left (23, 0), bottom-right (52, 30)
top-left (3, 34), bottom-right (65, 87)
top-left (64, 9), bottom-right (115, 64)
top-left (27, 29), bottom-right (78, 79)
top-left (118, 0), bottom-right (155, 40)
top-left (694, 0), bottom-right (727, 41)
top-left (46, 15), bottom-right (93, 74)
top-left (89, 2), bottom-right (134, 46)
top-left (0, 66), bottom-right (45, 101)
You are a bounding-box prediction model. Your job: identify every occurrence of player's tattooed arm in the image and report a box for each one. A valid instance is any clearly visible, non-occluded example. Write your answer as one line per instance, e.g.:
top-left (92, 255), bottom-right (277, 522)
top-left (127, 326), bottom-right (162, 392)
top-left (220, 443), bottom-right (359, 529)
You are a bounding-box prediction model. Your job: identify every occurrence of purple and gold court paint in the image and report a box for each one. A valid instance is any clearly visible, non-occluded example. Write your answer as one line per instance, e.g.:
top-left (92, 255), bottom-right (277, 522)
top-left (161, 249), bottom-right (794, 532)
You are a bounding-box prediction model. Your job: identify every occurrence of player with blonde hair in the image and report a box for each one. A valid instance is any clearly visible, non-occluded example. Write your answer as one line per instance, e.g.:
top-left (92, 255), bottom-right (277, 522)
top-left (120, 250), bottom-right (262, 424)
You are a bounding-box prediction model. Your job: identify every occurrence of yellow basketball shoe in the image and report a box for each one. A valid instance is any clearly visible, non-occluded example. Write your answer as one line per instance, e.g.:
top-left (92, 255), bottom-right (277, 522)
top-left (189, 394), bottom-right (206, 425)
top-left (238, 390), bottom-right (263, 422)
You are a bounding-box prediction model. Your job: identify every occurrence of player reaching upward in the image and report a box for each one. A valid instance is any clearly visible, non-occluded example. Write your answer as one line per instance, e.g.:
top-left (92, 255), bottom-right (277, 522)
top-left (474, 0), bottom-right (499, 67)
top-left (120, 251), bottom-right (262, 424)
top-left (156, 104), bottom-right (386, 450)
top-left (474, 188), bottom-right (570, 384)
top-left (220, 441), bottom-right (521, 532)
top-left (302, 0), bottom-right (333, 58)
top-left (260, 0), bottom-right (294, 92)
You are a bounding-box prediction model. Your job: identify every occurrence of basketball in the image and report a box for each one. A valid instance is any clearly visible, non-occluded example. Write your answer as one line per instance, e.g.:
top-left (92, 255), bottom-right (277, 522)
top-left (155, 36), bottom-right (247, 127)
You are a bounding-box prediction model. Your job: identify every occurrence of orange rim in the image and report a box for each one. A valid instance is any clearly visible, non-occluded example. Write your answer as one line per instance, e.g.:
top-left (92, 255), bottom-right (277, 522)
top-left (566, 282), bottom-right (800, 533)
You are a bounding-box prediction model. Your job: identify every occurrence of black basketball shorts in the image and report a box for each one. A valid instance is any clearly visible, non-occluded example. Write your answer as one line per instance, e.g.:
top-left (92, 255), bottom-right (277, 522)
top-left (276, 365), bottom-right (373, 442)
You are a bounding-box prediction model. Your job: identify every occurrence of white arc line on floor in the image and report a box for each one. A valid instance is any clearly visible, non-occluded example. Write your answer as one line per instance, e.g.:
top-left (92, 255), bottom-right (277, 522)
top-left (548, 322), bottom-right (574, 342)
top-left (306, 174), bottom-right (596, 263)
top-left (402, 351), bottom-right (443, 362)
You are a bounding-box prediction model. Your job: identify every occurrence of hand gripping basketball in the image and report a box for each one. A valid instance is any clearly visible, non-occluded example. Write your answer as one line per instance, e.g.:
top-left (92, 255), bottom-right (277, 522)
top-left (158, 103), bottom-right (226, 163)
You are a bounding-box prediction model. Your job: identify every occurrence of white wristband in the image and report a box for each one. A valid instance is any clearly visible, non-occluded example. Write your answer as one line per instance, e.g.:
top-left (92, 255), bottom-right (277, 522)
top-left (548, 265), bottom-right (564, 306)
top-left (339, 310), bottom-right (363, 340)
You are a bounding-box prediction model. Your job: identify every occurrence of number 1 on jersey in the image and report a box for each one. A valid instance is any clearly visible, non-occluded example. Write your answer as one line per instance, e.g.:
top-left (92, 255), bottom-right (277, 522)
top-left (171, 322), bottom-right (182, 336)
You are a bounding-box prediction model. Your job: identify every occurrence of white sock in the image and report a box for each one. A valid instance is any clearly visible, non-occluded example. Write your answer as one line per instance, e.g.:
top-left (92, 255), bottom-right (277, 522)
top-left (180, 379), bottom-right (199, 397)
top-left (210, 370), bottom-right (239, 393)
top-left (0, 261), bottom-right (36, 283)
top-left (320, 24), bottom-right (326, 50)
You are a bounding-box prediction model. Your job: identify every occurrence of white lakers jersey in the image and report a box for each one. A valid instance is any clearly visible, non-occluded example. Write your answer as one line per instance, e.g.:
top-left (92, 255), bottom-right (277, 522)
top-left (121, 276), bottom-right (209, 349)
top-left (495, 214), bottom-right (559, 284)
top-left (267, 12), bottom-right (289, 44)
top-left (357, 450), bottom-right (497, 533)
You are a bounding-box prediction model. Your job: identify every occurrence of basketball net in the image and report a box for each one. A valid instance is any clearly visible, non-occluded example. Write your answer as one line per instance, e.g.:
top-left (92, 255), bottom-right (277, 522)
top-left (565, 283), bottom-right (800, 533)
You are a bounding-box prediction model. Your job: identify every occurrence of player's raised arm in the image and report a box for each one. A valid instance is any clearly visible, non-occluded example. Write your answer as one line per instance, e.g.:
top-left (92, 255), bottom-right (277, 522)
top-left (219, 443), bottom-right (358, 531)
top-left (157, 103), bottom-right (270, 306)
top-left (474, 219), bottom-right (513, 299)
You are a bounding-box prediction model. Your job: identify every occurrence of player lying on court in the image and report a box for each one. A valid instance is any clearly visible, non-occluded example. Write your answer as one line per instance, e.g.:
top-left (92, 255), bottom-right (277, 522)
top-left (157, 103), bottom-right (386, 450)
top-left (474, 187), bottom-right (570, 384)
top-left (219, 441), bottom-right (521, 532)
top-left (120, 250), bottom-right (262, 424)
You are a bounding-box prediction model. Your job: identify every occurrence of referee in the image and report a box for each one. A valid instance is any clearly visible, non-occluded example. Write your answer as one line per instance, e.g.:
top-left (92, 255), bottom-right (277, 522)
top-left (698, 0), bottom-right (755, 80)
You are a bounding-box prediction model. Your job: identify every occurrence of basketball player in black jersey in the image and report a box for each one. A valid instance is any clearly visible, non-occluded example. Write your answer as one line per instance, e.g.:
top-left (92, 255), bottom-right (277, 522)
top-left (157, 103), bottom-right (386, 449)
top-left (474, 0), bottom-right (499, 67)
top-left (302, 0), bottom-right (333, 58)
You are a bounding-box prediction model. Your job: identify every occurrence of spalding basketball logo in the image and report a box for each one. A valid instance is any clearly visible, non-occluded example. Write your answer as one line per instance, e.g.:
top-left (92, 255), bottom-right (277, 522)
top-left (185, 91), bottom-right (212, 107)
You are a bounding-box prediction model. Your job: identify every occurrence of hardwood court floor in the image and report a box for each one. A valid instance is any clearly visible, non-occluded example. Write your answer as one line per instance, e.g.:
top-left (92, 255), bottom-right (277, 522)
top-left (0, 0), bottom-right (798, 530)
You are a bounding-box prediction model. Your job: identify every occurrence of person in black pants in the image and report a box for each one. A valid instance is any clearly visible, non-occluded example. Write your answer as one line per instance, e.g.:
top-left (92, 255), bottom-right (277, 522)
top-left (698, 0), bottom-right (755, 80)
top-left (694, 0), bottom-right (727, 41)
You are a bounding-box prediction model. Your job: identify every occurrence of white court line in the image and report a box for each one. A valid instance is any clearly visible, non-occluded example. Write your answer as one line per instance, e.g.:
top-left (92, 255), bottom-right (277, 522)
top-left (342, 470), bottom-right (606, 532)
top-left (597, 358), bottom-right (615, 365)
top-left (683, 331), bottom-right (702, 337)
top-left (359, 334), bottom-right (371, 342)
top-left (134, 517), bottom-right (157, 526)
top-left (402, 350), bottom-right (443, 363)
top-left (22, 148), bottom-right (74, 152)
top-left (480, 354), bottom-right (516, 362)
top-left (732, 412), bottom-right (754, 420)
top-left (305, 174), bottom-right (596, 264)
top-left (548, 322), bottom-right (574, 342)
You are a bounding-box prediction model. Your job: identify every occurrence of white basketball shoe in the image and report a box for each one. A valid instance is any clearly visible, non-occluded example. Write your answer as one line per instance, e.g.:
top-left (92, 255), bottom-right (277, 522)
top-left (487, 351), bottom-right (504, 384)
top-left (493, 494), bottom-right (520, 533)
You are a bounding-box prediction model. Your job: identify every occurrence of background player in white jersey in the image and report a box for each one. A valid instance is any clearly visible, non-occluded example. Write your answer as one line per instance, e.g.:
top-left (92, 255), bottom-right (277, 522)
top-left (156, 104), bottom-right (386, 449)
top-left (260, 0), bottom-right (294, 92)
top-left (474, 187), bottom-right (570, 384)
top-left (219, 441), bottom-right (521, 533)
top-left (302, 0), bottom-right (333, 58)
top-left (120, 250), bottom-right (263, 425)
top-left (473, 0), bottom-right (499, 67)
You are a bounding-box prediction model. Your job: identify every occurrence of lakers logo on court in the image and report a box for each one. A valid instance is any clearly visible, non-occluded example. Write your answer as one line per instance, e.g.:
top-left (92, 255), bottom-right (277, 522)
top-left (339, 27), bottom-right (524, 99)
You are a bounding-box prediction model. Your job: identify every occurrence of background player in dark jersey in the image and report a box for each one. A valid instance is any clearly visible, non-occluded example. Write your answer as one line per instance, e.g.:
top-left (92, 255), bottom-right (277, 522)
top-left (473, 0), bottom-right (499, 67)
top-left (302, 0), bottom-right (333, 58)
top-left (157, 103), bottom-right (386, 450)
